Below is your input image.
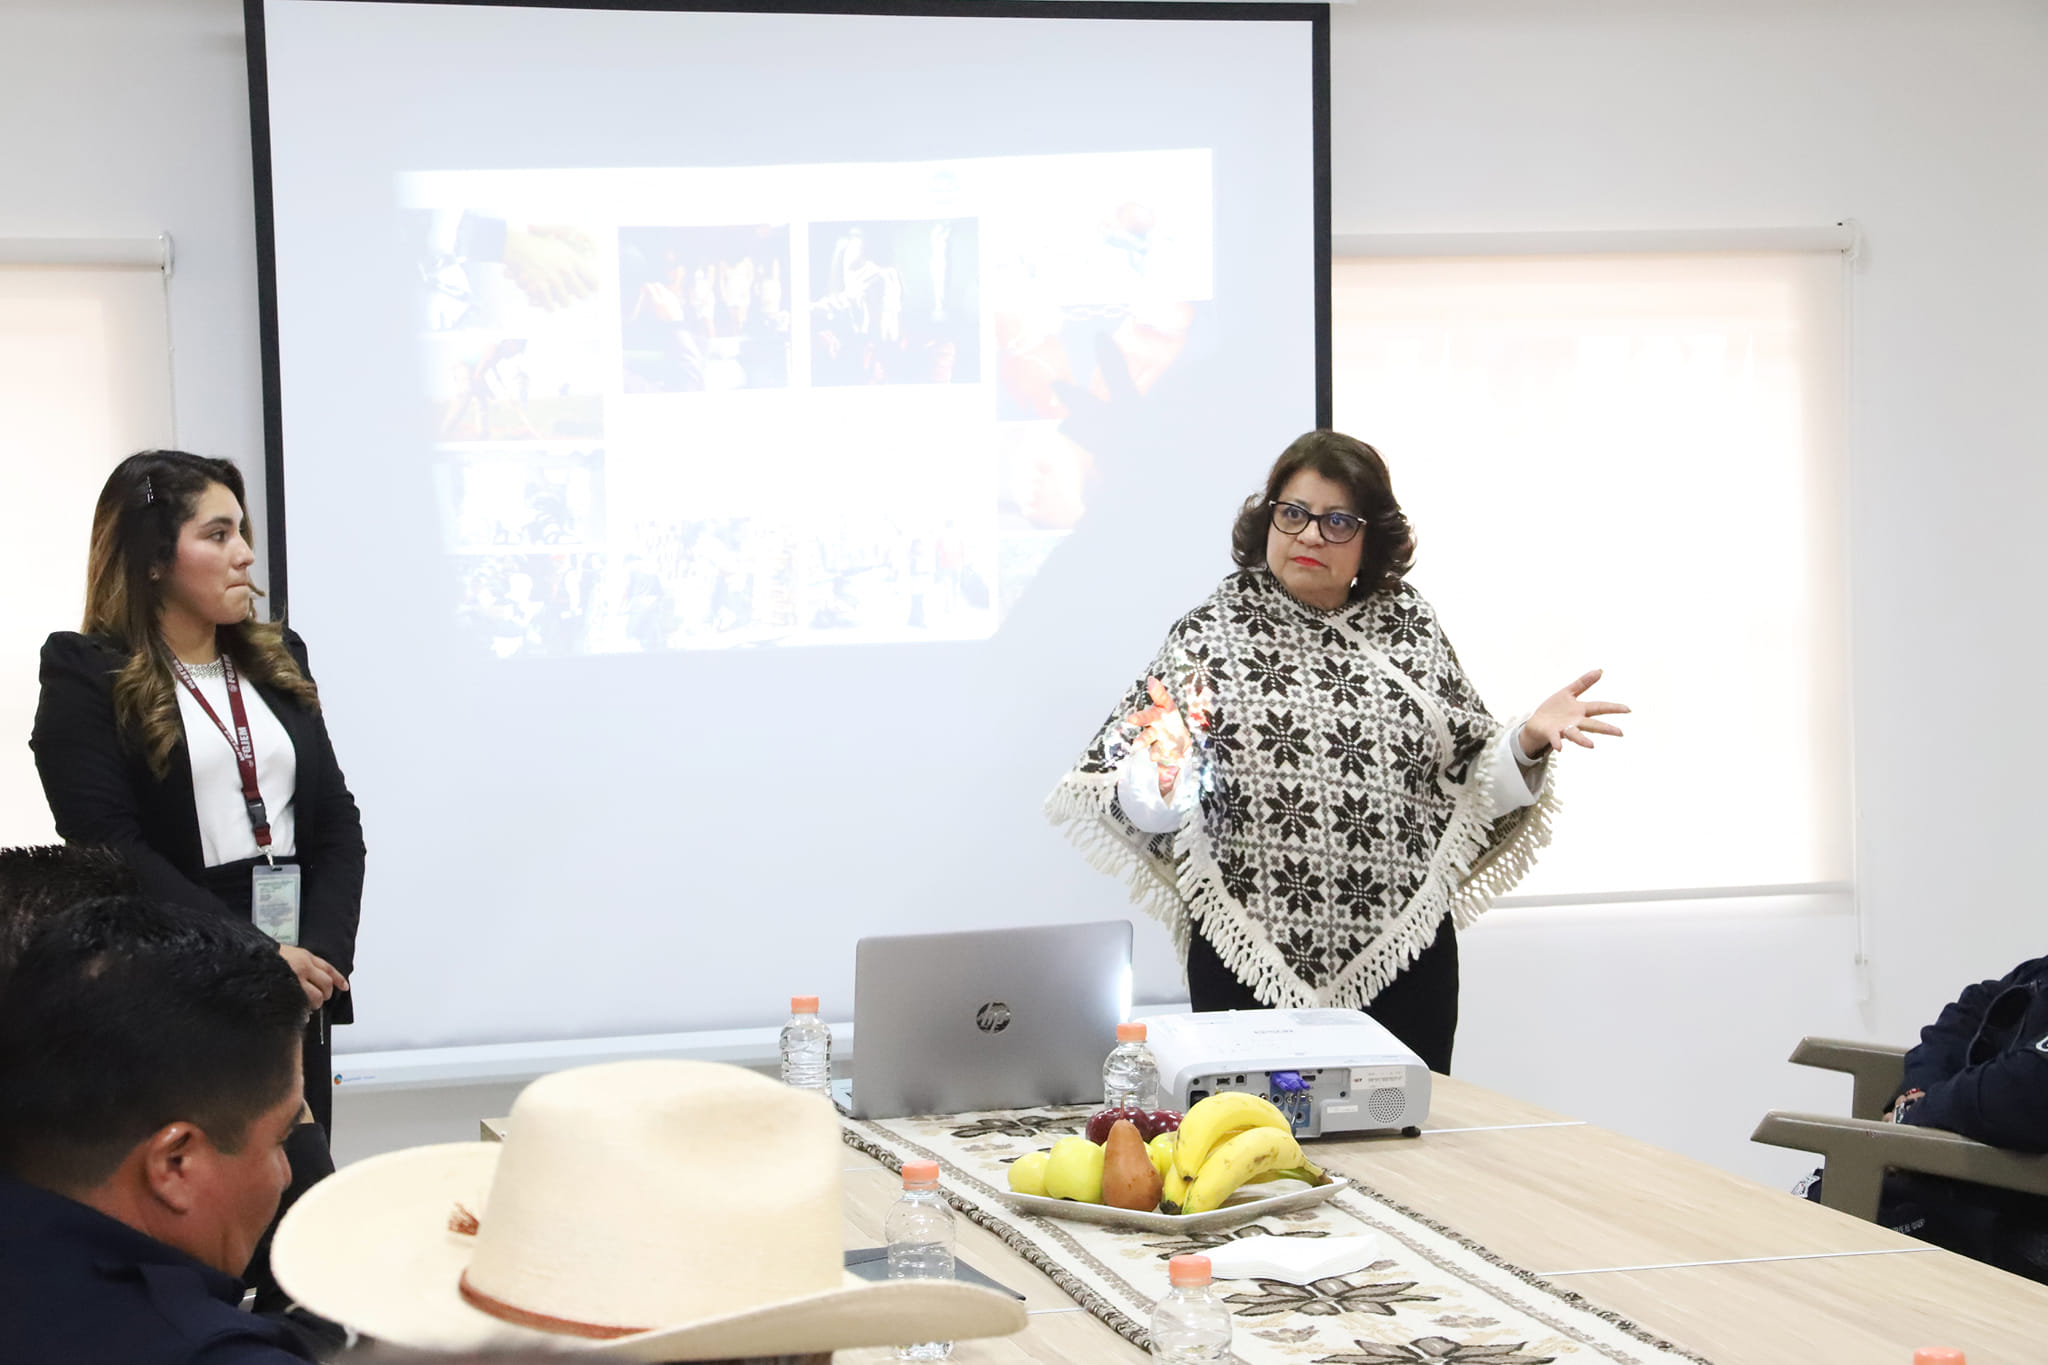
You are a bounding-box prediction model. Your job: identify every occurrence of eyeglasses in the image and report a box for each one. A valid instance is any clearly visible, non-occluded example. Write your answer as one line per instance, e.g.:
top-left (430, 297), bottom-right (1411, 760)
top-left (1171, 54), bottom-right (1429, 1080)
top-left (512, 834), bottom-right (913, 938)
top-left (1269, 500), bottom-right (1363, 545)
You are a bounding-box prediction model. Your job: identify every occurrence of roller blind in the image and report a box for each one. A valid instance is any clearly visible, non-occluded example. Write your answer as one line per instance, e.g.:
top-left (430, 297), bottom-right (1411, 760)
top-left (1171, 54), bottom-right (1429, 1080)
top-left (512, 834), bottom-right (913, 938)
top-left (1333, 251), bottom-right (1850, 898)
top-left (0, 264), bottom-right (175, 843)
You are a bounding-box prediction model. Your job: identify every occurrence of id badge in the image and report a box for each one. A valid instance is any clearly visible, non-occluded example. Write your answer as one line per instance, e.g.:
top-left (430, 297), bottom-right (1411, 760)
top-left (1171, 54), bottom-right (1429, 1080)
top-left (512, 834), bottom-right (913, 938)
top-left (251, 864), bottom-right (303, 947)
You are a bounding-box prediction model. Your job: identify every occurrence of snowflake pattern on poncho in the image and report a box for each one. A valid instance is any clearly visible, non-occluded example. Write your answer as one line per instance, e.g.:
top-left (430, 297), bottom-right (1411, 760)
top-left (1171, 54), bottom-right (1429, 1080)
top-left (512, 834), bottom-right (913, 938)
top-left (1048, 569), bottom-right (1556, 1011)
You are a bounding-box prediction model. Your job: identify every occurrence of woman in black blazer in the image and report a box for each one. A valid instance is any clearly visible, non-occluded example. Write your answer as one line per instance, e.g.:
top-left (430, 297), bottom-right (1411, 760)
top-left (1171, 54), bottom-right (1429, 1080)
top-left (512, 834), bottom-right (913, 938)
top-left (30, 450), bottom-right (366, 1136)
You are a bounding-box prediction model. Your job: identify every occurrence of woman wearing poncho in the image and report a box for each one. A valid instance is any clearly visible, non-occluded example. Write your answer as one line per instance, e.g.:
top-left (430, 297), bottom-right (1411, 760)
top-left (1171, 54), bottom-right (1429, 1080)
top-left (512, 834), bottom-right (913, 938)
top-left (1047, 431), bottom-right (1627, 1071)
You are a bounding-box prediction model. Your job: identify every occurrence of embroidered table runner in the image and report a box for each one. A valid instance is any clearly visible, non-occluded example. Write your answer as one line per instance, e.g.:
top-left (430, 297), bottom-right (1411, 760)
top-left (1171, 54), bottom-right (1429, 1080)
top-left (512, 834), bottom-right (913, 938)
top-left (842, 1105), bottom-right (1710, 1365)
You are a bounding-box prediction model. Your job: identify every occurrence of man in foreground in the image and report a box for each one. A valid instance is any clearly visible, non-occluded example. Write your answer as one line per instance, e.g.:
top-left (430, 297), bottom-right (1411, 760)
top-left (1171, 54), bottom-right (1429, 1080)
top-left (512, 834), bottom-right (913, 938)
top-left (0, 896), bottom-right (317, 1362)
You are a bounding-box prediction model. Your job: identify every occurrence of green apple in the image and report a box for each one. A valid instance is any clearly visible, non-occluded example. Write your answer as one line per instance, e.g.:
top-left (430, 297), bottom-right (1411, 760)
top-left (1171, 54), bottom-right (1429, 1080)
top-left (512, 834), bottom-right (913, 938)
top-left (1147, 1130), bottom-right (1177, 1182)
top-left (1007, 1150), bottom-right (1051, 1197)
top-left (1044, 1134), bottom-right (1107, 1203)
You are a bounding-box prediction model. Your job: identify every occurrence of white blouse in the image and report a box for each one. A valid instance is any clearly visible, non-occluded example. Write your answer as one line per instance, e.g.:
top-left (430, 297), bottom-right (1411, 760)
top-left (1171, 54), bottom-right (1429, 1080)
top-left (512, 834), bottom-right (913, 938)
top-left (173, 658), bottom-right (299, 865)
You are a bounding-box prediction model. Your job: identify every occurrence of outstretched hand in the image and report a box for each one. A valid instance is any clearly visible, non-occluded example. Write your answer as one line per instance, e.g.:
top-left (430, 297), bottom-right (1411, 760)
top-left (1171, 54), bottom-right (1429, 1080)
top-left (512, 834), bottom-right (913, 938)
top-left (1519, 669), bottom-right (1630, 758)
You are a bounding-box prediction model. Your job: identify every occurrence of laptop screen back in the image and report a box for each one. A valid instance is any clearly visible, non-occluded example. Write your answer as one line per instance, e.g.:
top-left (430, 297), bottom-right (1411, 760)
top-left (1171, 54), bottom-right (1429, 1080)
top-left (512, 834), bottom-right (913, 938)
top-left (849, 920), bottom-right (1132, 1119)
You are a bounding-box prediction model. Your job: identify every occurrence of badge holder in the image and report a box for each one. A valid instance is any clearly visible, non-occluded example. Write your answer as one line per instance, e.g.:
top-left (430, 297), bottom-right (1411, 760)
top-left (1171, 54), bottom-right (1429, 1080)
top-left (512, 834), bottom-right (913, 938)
top-left (251, 859), bottom-right (303, 947)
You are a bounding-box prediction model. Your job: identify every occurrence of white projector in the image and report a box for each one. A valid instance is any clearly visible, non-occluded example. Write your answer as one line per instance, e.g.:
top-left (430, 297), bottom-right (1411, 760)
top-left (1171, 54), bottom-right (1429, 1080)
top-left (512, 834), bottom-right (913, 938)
top-left (1142, 1008), bottom-right (1431, 1139)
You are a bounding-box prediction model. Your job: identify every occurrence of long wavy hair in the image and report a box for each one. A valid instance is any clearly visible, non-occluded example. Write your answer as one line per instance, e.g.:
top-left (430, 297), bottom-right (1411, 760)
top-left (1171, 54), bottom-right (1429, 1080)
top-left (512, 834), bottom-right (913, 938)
top-left (1229, 429), bottom-right (1416, 604)
top-left (82, 451), bottom-right (318, 778)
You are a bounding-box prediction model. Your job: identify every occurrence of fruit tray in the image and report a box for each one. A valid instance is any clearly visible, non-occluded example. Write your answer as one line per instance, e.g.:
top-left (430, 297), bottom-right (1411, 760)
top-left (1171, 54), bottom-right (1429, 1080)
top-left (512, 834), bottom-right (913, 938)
top-left (997, 1175), bottom-right (1350, 1234)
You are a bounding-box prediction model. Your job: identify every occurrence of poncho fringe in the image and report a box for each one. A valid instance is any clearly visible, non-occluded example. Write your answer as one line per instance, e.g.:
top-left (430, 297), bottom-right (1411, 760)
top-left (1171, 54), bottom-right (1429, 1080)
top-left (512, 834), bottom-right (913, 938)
top-left (1046, 572), bottom-right (1559, 1011)
top-left (1047, 767), bottom-right (1557, 1010)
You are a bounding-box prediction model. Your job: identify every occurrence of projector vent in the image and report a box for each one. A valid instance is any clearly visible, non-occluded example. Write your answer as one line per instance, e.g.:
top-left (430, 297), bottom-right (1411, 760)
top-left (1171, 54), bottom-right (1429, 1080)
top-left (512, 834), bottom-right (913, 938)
top-left (1367, 1087), bottom-right (1407, 1124)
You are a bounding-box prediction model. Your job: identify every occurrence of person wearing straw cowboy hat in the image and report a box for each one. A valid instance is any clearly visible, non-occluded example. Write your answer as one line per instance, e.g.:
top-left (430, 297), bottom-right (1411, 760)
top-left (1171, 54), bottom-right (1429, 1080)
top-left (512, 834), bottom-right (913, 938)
top-left (271, 1059), bottom-right (1026, 1361)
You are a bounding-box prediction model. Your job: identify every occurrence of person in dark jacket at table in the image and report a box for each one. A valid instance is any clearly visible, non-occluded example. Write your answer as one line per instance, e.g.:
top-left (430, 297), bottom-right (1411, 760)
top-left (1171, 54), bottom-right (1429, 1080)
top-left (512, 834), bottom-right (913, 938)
top-left (1806, 954), bottom-right (2048, 1282)
top-left (0, 844), bottom-right (344, 1355)
top-left (1885, 954), bottom-right (2048, 1278)
top-left (0, 896), bottom-right (316, 1363)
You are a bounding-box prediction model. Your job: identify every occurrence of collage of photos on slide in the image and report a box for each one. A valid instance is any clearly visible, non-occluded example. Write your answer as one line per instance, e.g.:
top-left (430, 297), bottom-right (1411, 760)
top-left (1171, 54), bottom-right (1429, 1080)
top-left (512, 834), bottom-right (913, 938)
top-left (598, 213), bottom-right (996, 652)
top-left (619, 225), bottom-right (792, 393)
top-left (810, 218), bottom-right (981, 387)
top-left (415, 209), bottom-right (614, 660)
top-left (599, 508), bottom-right (994, 652)
top-left (408, 152), bottom-right (1210, 659)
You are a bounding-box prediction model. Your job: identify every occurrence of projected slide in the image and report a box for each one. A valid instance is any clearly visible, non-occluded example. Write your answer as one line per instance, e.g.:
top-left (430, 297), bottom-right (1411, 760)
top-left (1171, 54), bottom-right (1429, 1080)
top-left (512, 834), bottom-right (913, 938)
top-left (406, 152), bottom-right (1214, 658)
top-left (259, 0), bottom-right (1319, 1053)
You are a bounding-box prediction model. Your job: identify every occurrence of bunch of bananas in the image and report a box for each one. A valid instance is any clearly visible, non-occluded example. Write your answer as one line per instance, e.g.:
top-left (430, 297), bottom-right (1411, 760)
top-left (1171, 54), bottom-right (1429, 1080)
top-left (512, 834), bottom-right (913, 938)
top-left (1158, 1092), bottom-right (1324, 1215)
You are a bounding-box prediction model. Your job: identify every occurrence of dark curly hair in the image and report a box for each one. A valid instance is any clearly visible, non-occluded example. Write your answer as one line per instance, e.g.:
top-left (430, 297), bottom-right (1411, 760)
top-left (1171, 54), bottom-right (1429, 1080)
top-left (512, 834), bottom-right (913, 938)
top-left (1230, 430), bottom-right (1414, 603)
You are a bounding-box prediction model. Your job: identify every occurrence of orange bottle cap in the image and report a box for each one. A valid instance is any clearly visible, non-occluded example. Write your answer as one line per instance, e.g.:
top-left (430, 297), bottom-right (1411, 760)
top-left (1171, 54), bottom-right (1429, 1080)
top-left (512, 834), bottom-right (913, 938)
top-left (790, 995), bottom-right (819, 1013)
top-left (1117, 1022), bottom-right (1147, 1042)
top-left (902, 1160), bottom-right (941, 1188)
top-left (1914, 1352), bottom-right (1966, 1365)
top-left (1168, 1254), bottom-right (1212, 1286)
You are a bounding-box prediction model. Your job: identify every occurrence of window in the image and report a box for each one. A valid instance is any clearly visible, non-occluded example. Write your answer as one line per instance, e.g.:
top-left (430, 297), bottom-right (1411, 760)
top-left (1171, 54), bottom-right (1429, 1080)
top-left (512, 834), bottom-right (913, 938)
top-left (1333, 250), bottom-right (1849, 898)
top-left (0, 255), bottom-right (174, 843)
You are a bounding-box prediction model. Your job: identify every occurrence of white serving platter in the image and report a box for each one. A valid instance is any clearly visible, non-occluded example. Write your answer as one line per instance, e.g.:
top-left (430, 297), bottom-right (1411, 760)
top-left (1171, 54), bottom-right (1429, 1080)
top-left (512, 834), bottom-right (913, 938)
top-left (996, 1176), bottom-right (1349, 1233)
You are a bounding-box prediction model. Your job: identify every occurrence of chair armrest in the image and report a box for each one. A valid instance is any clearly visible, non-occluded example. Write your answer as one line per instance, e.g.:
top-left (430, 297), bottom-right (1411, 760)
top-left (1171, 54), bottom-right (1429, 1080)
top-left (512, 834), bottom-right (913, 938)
top-left (1751, 1110), bottom-right (2048, 1223)
top-left (1789, 1036), bottom-right (1910, 1121)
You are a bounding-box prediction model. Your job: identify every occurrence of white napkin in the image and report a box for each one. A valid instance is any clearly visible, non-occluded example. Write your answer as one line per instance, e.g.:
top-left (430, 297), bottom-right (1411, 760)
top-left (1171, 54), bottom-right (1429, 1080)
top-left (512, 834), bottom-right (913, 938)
top-left (1203, 1232), bottom-right (1381, 1284)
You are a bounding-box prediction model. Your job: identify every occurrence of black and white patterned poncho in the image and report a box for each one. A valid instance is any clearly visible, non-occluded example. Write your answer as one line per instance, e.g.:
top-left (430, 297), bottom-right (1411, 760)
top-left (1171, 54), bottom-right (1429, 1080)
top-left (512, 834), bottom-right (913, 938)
top-left (1047, 567), bottom-right (1557, 1010)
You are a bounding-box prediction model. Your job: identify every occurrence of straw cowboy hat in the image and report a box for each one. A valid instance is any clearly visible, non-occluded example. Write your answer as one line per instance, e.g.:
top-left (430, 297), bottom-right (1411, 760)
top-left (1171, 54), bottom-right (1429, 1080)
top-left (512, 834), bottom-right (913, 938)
top-left (271, 1059), bottom-right (1026, 1359)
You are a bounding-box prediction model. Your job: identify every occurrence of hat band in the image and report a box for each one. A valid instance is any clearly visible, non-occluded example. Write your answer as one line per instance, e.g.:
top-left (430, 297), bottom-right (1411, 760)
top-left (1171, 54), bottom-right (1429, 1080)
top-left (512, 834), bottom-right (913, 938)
top-left (458, 1270), bottom-right (650, 1340)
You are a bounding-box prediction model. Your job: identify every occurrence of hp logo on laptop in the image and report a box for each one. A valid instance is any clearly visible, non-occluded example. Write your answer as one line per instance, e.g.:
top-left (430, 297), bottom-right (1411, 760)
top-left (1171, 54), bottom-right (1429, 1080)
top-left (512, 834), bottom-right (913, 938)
top-left (975, 1001), bottom-right (1012, 1034)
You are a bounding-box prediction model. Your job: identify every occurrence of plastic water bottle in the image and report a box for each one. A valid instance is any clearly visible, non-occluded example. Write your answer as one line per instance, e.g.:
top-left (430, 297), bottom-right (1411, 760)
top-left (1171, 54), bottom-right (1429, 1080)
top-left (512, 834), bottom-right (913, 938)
top-left (1103, 1021), bottom-right (1160, 1110)
top-left (1150, 1253), bottom-right (1231, 1362)
top-left (779, 995), bottom-right (831, 1095)
top-left (886, 1159), bottom-right (956, 1360)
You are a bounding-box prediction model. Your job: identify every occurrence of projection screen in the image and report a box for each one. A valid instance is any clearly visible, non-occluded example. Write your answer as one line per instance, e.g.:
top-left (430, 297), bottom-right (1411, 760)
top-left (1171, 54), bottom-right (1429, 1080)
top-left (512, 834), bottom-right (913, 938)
top-left (249, 0), bottom-right (1330, 1053)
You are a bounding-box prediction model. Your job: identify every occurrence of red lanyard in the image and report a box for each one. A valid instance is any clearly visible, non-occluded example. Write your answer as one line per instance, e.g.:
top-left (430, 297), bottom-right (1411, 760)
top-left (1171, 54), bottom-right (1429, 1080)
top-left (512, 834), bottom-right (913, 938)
top-left (169, 653), bottom-right (272, 857)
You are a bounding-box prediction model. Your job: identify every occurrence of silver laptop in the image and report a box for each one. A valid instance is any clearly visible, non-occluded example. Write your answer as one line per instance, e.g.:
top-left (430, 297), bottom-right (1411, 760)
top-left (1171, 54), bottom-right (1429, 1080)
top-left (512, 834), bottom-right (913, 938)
top-left (835, 920), bottom-right (1132, 1120)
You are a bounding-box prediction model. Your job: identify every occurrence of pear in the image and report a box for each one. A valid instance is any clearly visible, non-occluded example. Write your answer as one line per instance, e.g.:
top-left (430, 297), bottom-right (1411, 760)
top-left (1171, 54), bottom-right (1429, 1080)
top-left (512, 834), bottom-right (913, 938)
top-left (1007, 1150), bottom-right (1051, 1197)
top-left (1044, 1134), bottom-right (1107, 1203)
top-left (1101, 1118), bottom-right (1165, 1212)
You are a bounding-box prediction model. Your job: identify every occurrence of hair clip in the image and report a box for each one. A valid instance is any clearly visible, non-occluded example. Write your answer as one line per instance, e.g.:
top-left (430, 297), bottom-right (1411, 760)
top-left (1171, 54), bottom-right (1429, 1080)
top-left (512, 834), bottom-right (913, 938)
top-left (143, 475), bottom-right (155, 506)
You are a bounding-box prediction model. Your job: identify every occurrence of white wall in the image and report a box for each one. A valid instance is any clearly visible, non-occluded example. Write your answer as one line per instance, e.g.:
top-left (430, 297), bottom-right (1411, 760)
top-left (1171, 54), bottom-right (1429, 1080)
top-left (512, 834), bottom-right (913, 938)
top-left (1328, 0), bottom-right (2048, 1183)
top-left (0, 0), bottom-right (268, 563)
top-left (7, 0), bottom-right (2047, 1189)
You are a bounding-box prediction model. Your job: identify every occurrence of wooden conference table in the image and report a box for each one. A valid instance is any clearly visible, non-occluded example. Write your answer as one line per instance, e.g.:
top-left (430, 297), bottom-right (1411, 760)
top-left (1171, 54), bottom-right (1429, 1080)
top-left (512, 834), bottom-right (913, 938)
top-left (486, 1077), bottom-right (2048, 1363)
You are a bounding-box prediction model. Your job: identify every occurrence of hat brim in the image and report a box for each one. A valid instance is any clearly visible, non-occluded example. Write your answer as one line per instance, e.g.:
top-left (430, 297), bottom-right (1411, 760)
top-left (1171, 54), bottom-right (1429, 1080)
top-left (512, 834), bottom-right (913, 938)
top-left (271, 1144), bottom-right (1027, 1361)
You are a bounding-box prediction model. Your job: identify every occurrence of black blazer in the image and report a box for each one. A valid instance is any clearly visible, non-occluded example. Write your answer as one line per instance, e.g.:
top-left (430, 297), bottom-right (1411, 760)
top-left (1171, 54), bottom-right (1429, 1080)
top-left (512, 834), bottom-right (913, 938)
top-left (31, 629), bottom-right (366, 1025)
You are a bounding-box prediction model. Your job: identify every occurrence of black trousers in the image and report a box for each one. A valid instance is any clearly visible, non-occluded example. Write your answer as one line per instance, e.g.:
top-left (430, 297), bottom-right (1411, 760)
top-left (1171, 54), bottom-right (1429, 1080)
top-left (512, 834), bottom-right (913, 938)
top-left (1186, 918), bottom-right (1460, 1074)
